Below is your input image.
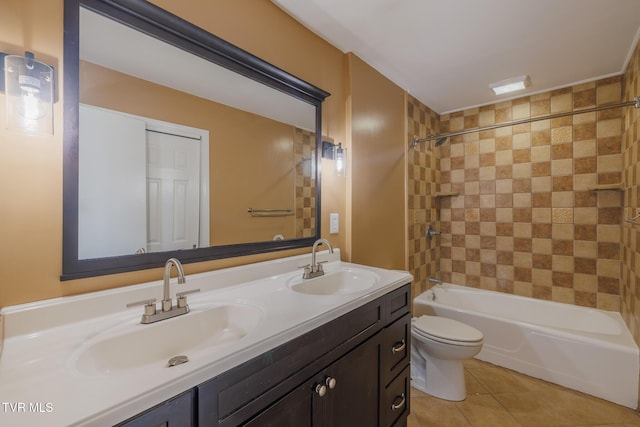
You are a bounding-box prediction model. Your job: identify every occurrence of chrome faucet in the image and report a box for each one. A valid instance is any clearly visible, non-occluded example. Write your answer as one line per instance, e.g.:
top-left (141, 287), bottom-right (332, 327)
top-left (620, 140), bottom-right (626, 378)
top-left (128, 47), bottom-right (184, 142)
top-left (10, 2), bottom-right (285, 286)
top-left (127, 258), bottom-right (199, 324)
top-left (303, 238), bottom-right (334, 279)
top-left (162, 258), bottom-right (185, 312)
top-left (428, 276), bottom-right (443, 286)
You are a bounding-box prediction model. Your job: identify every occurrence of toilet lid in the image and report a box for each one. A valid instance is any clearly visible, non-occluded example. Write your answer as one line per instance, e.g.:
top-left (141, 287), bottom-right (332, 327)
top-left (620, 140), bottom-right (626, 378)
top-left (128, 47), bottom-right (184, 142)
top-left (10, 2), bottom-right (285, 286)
top-left (413, 315), bottom-right (483, 343)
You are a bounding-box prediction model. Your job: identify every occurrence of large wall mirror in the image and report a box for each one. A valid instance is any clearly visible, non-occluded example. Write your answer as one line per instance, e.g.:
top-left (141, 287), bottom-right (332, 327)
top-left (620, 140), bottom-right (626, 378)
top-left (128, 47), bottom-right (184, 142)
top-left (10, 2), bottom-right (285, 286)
top-left (63, 0), bottom-right (330, 279)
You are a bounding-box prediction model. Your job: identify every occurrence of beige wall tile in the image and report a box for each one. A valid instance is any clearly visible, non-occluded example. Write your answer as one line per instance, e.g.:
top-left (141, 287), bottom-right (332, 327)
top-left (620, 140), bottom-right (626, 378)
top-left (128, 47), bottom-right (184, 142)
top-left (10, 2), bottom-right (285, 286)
top-left (495, 150), bottom-right (513, 165)
top-left (598, 154), bottom-right (622, 172)
top-left (496, 179), bottom-right (513, 193)
top-left (598, 293), bottom-right (620, 311)
top-left (552, 223), bottom-right (574, 239)
top-left (552, 126), bottom-right (573, 144)
top-left (573, 174), bottom-right (597, 191)
top-left (551, 92), bottom-right (572, 113)
top-left (478, 110), bottom-right (495, 126)
top-left (479, 139), bottom-right (496, 153)
top-left (597, 224), bottom-right (621, 242)
top-left (573, 139), bottom-right (597, 158)
top-left (532, 176), bottom-right (552, 192)
top-left (532, 208), bottom-right (552, 223)
top-left (552, 255), bottom-right (574, 272)
top-left (552, 287), bottom-right (575, 304)
top-left (552, 208), bottom-right (573, 223)
top-left (597, 81), bottom-right (622, 105)
top-left (598, 259), bottom-right (620, 278)
top-left (574, 273), bottom-right (597, 292)
top-left (496, 208), bottom-right (514, 222)
top-left (531, 145), bottom-right (551, 162)
top-left (479, 166), bottom-right (496, 180)
top-left (551, 158), bottom-right (573, 175)
top-left (532, 238), bottom-right (553, 254)
top-left (598, 118), bottom-right (622, 138)
top-left (514, 224), bottom-right (533, 238)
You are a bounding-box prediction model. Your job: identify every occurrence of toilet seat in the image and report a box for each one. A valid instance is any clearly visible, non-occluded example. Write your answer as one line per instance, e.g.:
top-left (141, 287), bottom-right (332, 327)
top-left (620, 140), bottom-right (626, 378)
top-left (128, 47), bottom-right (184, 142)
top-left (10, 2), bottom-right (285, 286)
top-left (412, 316), bottom-right (483, 347)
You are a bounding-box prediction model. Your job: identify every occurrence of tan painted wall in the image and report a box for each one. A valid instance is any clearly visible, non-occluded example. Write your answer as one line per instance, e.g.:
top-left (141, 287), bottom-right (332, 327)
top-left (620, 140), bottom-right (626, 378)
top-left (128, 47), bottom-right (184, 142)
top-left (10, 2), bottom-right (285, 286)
top-left (0, 0), bottom-right (348, 307)
top-left (347, 53), bottom-right (407, 270)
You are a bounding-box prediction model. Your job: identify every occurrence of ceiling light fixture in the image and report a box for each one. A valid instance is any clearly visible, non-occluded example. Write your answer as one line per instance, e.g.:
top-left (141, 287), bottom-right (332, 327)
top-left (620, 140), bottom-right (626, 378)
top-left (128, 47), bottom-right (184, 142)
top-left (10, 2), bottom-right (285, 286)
top-left (489, 75), bottom-right (530, 96)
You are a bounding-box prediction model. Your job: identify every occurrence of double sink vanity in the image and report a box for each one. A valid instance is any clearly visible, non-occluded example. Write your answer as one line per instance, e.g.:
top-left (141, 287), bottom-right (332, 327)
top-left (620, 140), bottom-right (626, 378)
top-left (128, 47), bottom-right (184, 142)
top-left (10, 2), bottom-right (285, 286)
top-left (0, 249), bottom-right (413, 426)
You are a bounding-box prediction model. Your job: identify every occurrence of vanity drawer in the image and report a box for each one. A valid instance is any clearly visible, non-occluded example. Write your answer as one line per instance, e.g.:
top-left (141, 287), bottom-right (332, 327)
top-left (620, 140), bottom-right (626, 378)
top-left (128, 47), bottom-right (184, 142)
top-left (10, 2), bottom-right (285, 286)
top-left (385, 284), bottom-right (411, 323)
top-left (383, 365), bottom-right (410, 427)
top-left (381, 312), bottom-right (411, 385)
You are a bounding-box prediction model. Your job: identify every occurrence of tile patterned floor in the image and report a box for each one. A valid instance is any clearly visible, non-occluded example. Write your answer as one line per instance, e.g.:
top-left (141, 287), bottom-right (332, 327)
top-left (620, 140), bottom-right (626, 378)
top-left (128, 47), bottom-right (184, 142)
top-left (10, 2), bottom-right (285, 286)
top-left (408, 359), bottom-right (640, 427)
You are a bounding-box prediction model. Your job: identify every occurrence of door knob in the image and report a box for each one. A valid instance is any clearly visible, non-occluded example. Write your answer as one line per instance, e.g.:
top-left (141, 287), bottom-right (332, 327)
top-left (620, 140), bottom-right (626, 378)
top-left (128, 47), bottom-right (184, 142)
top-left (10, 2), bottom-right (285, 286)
top-left (325, 376), bottom-right (337, 389)
top-left (314, 383), bottom-right (327, 397)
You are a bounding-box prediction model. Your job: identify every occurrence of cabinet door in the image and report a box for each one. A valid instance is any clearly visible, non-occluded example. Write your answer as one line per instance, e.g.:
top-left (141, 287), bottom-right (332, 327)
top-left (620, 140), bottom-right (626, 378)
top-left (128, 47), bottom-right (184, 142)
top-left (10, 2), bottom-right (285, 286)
top-left (242, 382), bottom-right (321, 427)
top-left (323, 335), bottom-right (380, 427)
top-left (116, 390), bottom-right (195, 427)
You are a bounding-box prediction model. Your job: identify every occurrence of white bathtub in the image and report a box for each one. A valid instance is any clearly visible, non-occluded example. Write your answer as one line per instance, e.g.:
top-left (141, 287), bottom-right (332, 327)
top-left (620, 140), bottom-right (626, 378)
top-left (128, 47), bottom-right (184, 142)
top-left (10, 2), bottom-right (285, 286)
top-left (414, 283), bottom-right (639, 409)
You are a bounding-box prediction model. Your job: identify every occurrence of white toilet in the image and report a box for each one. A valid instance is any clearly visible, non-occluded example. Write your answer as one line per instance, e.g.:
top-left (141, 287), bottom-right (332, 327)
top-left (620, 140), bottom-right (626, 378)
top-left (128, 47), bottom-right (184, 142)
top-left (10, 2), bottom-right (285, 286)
top-left (411, 315), bottom-right (484, 401)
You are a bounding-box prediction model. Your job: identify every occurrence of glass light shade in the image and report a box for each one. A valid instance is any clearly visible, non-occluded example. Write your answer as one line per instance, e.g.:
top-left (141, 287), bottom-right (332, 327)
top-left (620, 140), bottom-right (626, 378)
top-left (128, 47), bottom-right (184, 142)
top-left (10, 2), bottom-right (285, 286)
top-left (4, 53), bottom-right (54, 135)
top-left (335, 143), bottom-right (346, 177)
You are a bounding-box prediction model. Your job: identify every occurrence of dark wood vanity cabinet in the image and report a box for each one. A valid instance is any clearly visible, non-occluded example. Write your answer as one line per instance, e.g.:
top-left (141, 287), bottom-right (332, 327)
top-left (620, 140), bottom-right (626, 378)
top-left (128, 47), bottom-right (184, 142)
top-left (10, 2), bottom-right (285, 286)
top-left (243, 335), bottom-right (380, 427)
top-left (115, 389), bottom-right (196, 427)
top-left (118, 284), bottom-right (411, 427)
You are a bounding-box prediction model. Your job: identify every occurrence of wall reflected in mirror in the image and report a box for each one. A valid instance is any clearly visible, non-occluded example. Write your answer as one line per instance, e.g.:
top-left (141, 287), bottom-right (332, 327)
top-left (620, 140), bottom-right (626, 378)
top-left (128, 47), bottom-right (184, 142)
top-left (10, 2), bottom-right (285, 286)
top-left (77, 7), bottom-right (317, 260)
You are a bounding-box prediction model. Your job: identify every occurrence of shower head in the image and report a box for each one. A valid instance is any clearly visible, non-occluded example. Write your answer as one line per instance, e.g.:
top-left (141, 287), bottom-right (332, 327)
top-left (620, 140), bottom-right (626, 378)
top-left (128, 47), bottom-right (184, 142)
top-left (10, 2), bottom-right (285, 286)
top-left (434, 136), bottom-right (448, 146)
top-left (410, 134), bottom-right (449, 148)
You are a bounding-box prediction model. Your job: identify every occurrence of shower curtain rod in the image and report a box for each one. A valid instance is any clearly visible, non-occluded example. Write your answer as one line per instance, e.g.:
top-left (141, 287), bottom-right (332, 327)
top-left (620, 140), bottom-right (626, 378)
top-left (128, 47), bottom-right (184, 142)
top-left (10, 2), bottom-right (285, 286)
top-left (411, 96), bottom-right (640, 147)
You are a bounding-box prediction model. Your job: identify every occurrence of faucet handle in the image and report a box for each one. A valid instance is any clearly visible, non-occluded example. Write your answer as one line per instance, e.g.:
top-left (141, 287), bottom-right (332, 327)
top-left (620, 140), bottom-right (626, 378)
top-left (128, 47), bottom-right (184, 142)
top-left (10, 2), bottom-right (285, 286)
top-left (176, 289), bottom-right (200, 298)
top-left (302, 264), bottom-right (312, 279)
top-left (176, 289), bottom-right (200, 308)
top-left (127, 299), bottom-right (157, 316)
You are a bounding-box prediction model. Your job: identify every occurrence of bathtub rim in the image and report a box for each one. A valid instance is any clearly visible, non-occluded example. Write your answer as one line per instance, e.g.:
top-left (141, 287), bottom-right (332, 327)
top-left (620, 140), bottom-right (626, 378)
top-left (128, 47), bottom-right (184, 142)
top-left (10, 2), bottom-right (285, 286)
top-left (414, 283), bottom-right (638, 356)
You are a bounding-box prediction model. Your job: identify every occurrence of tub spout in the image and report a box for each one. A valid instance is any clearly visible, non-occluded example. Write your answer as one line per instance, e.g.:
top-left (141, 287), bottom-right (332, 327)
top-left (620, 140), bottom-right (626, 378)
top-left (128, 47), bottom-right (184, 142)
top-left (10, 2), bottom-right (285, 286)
top-left (428, 276), bottom-right (442, 286)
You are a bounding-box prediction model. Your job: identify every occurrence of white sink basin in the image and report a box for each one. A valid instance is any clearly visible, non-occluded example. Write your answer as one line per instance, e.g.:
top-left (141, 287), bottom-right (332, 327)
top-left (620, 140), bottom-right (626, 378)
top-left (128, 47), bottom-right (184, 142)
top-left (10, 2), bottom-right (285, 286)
top-left (71, 303), bottom-right (262, 375)
top-left (288, 268), bottom-right (379, 295)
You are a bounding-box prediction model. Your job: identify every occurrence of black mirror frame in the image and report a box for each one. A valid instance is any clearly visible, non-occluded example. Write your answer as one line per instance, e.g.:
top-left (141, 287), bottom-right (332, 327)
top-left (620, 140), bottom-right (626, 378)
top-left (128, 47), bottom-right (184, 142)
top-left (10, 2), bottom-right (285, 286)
top-left (62, 0), bottom-right (330, 280)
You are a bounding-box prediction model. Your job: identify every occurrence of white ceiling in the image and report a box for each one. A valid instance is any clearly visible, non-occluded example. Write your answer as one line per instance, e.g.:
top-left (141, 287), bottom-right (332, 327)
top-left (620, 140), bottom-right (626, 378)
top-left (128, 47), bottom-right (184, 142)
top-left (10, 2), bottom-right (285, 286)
top-left (272, 0), bottom-right (640, 114)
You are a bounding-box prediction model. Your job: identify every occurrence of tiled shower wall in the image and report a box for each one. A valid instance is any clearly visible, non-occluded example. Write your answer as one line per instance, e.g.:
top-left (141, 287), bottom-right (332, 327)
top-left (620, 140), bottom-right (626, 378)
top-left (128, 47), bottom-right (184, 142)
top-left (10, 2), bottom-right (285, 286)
top-left (437, 77), bottom-right (624, 311)
top-left (622, 40), bottom-right (640, 342)
top-left (294, 128), bottom-right (316, 238)
top-left (407, 95), bottom-right (441, 299)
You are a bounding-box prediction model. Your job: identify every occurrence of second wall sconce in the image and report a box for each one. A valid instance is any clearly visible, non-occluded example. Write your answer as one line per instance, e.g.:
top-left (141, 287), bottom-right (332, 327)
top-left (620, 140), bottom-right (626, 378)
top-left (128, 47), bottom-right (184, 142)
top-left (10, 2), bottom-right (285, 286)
top-left (322, 140), bottom-right (346, 176)
top-left (2, 51), bottom-right (54, 136)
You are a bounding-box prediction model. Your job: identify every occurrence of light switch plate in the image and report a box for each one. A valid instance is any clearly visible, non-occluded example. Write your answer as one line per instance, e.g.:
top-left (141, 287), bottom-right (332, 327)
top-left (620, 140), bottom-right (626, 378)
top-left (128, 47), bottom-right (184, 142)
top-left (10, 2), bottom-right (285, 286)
top-left (330, 213), bottom-right (339, 234)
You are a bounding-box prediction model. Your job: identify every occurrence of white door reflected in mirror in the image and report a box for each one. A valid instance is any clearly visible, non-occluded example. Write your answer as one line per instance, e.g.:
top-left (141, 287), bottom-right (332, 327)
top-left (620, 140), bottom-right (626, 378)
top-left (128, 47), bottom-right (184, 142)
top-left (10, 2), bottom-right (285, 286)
top-left (79, 104), bottom-right (209, 259)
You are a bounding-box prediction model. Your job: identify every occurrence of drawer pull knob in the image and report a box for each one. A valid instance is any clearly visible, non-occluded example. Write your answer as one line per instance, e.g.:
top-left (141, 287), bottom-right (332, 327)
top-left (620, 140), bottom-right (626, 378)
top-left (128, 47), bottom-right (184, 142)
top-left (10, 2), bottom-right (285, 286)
top-left (325, 376), bottom-right (337, 389)
top-left (391, 339), bottom-right (406, 354)
top-left (314, 383), bottom-right (327, 397)
top-left (391, 393), bottom-right (405, 411)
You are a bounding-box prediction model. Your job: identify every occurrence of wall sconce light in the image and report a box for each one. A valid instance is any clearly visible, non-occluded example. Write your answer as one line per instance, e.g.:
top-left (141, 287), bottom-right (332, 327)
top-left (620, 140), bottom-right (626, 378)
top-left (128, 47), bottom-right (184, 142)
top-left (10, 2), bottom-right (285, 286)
top-left (322, 140), bottom-right (346, 176)
top-left (1, 51), bottom-right (54, 135)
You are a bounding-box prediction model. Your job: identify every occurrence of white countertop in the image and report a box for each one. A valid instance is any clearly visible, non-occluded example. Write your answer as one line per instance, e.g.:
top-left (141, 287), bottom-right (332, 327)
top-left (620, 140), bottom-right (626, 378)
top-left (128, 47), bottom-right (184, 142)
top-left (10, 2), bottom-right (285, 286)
top-left (0, 250), bottom-right (412, 426)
